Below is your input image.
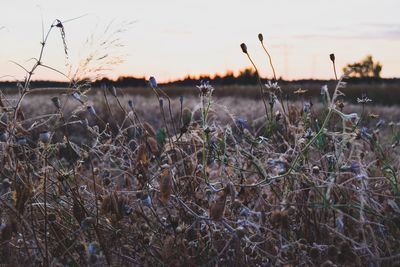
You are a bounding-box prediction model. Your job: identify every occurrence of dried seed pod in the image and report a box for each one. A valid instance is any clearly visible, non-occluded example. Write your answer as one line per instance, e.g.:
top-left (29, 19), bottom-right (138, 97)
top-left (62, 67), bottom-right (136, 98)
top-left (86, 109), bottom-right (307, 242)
top-left (39, 131), bottom-right (51, 143)
top-left (16, 137), bottom-right (27, 145)
top-left (225, 182), bottom-right (236, 204)
top-left (271, 210), bottom-right (289, 229)
top-left (51, 96), bottom-right (61, 109)
top-left (330, 53), bottom-right (335, 63)
top-left (209, 193), bottom-right (227, 221)
top-left (141, 194), bottom-right (152, 207)
top-left (108, 86), bottom-right (117, 97)
top-left (128, 99), bottom-right (134, 109)
top-left (182, 107), bottom-right (192, 127)
top-left (136, 144), bottom-right (149, 165)
top-left (312, 165), bottom-right (320, 175)
top-left (0, 131), bottom-right (8, 142)
top-left (87, 106), bottom-right (96, 116)
top-left (146, 136), bottom-right (159, 155)
top-left (258, 33), bottom-right (264, 42)
top-left (240, 43), bottom-right (248, 54)
top-left (143, 122), bottom-right (156, 137)
top-left (160, 168), bottom-right (173, 204)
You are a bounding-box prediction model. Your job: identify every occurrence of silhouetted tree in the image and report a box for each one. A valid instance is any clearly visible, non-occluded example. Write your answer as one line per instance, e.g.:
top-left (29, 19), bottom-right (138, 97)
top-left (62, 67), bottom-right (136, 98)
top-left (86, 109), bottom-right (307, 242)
top-left (343, 55), bottom-right (382, 78)
top-left (236, 68), bottom-right (257, 84)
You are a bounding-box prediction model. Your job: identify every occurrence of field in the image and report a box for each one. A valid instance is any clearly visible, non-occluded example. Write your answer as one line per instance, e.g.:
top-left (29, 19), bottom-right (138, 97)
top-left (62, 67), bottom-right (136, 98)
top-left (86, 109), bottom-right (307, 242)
top-left (1, 80), bottom-right (400, 266)
top-left (1, 18), bottom-right (400, 266)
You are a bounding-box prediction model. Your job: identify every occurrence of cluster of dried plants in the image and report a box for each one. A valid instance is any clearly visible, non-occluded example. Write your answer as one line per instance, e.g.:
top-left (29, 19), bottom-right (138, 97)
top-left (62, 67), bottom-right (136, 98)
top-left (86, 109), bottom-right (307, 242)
top-left (0, 22), bottom-right (400, 267)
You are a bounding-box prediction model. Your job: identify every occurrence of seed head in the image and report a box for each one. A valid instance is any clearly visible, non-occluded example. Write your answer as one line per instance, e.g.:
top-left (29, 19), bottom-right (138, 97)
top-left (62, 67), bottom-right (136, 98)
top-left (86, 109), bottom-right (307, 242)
top-left (87, 106), bottom-right (96, 116)
top-left (141, 194), bottom-right (152, 207)
top-left (149, 76), bottom-right (157, 89)
top-left (312, 165), bottom-right (320, 174)
top-left (143, 122), bottom-right (156, 137)
top-left (159, 168), bottom-right (173, 204)
top-left (54, 19), bottom-right (63, 28)
top-left (330, 53), bottom-right (335, 63)
top-left (128, 100), bottom-right (134, 109)
top-left (16, 137), bottom-right (27, 145)
top-left (146, 137), bottom-right (159, 155)
top-left (39, 131), bottom-right (51, 143)
top-left (197, 80), bottom-right (214, 96)
top-left (108, 86), bottom-right (117, 97)
top-left (88, 242), bottom-right (100, 255)
top-left (258, 33), bottom-right (264, 42)
top-left (240, 43), bottom-right (248, 54)
top-left (0, 131), bottom-right (8, 142)
top-left (72, 92), bottom-right (82, 101)
top-left (182, 108), bottom-right (192, 127)
top-left (236, 117), bottom-right (248, 129)
top-left (209, 193), bottom-right (227, 221)
top-left (51, 97), bottom-right (61, 109)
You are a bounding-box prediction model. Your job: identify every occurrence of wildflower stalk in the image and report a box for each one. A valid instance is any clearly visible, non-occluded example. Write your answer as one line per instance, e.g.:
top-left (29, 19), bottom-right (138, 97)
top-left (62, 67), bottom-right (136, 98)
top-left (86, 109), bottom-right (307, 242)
top-left (149, 81), bottom-right (174, 148)
top-left (158, 98), bottom-right (174, 148)
top-left (90, 159), bottom-right (99, 225)
top-left (239, 75), bottom-right (349, 187)
top-left (200, 90), bottom-right (213, 184)
top-left (13, 20), bottom-right (60, 122)
top-left (43, 152), bottom-right (50, 267)
top-left (330, 53), bottom-right (338, 81)
top-left (158, 89), bottom-right (178, 135)
top-left (258, 34), bottom-right (288, 118)
top-left (241, 43), bottom-right (270, 121)
top-left (259, 33), bottom-right (277, 81)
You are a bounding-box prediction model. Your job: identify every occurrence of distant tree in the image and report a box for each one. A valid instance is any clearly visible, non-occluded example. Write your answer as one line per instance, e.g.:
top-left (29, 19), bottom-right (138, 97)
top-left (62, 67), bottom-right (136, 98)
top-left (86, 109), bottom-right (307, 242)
top-left (222, 71), bottom-right (235, 85)
top-left (343, 55), bottom-right (382, 78)
top-left (236, 68), bottom-right (257, 84)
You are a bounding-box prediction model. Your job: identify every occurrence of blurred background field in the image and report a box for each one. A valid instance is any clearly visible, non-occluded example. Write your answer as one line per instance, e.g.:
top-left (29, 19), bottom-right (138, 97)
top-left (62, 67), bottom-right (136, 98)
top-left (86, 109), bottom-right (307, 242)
top-left (2, 79), bottom-right (400, 105)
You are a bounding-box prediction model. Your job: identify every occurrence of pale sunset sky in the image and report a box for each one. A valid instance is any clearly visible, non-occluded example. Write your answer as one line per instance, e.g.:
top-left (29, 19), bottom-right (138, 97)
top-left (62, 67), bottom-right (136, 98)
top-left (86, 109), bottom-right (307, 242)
top-left (1, 0), bottom-right (399, 82)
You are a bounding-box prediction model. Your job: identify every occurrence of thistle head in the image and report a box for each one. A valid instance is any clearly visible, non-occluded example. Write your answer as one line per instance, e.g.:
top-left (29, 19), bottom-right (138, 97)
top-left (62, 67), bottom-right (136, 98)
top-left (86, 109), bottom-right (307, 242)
top-left (197, 80), bottom-right (214, 96)
top-left (258, 33), bottom-right (264, 42)
top-left (240, 43), bottom-right (248, 54)
top-left (330, 53), bottom-right (335, 63)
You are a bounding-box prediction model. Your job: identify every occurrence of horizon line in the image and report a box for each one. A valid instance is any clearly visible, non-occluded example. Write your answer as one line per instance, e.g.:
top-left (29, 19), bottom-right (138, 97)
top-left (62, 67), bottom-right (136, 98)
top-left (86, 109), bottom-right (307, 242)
top-left (1, 68), bottom-right (399, 84)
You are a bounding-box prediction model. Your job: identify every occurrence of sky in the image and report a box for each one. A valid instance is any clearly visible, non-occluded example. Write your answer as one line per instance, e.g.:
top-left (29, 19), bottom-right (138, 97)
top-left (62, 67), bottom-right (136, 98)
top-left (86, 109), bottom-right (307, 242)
top-left (1, 0), bottom-right (399, 82)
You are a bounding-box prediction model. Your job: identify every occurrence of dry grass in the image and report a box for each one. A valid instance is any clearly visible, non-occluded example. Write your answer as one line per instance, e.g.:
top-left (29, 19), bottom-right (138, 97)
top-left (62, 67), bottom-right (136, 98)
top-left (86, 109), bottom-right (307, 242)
top-left (1, 22), bottom-right (400, 267)
top-left (1, 84), bottom-right (400, 266)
